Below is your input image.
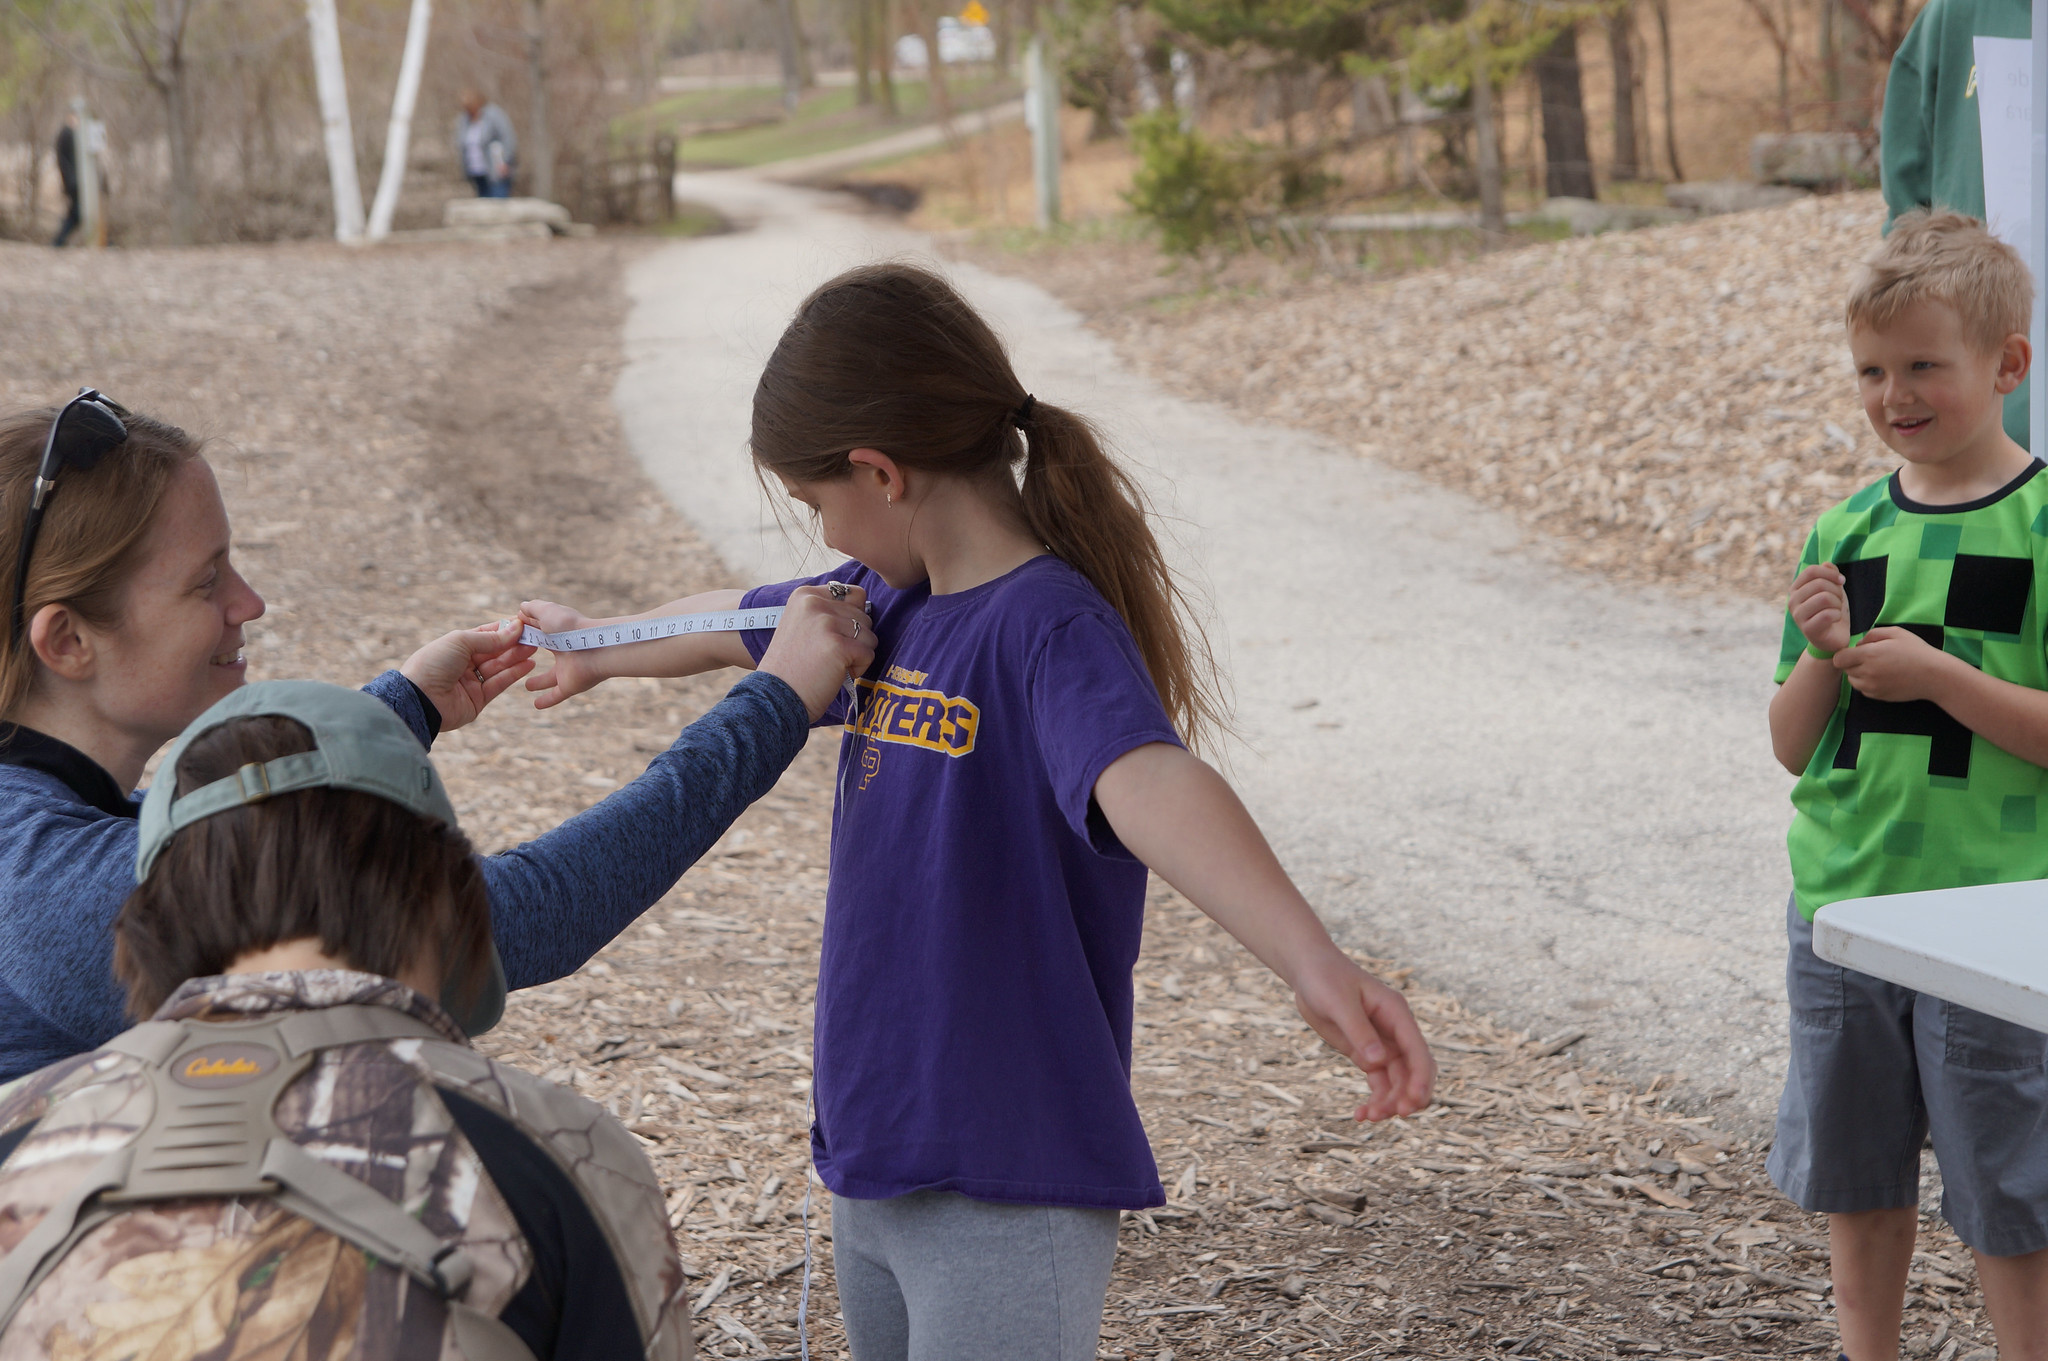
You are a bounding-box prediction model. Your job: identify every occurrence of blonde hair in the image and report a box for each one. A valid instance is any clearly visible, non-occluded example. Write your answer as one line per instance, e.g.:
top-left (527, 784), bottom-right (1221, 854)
top-left (1847, 209), bottom-right (2034, 350)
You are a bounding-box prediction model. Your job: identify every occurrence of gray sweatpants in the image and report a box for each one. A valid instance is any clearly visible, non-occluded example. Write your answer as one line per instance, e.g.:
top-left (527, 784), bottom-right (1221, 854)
top-left (831, 1191), bottom-right (1120, 1361)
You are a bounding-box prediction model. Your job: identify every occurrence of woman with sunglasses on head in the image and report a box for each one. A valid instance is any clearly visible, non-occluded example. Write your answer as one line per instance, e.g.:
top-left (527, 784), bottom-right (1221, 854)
top-left (0, 394), bottom-right (875, 1083)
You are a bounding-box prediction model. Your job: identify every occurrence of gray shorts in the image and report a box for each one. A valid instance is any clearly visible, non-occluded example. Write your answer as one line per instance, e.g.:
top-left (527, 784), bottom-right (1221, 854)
top-left (831, 1190), bottom-right (1120, 1361)
top-left (1768, 896), bottom-right (2048, 1257)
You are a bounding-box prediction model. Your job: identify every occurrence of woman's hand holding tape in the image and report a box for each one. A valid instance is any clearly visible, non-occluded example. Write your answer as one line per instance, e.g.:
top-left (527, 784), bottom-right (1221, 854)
top-left (399, 618), bottom-right (538, 733)
top-left (759, 584), bottom-right (874, 719)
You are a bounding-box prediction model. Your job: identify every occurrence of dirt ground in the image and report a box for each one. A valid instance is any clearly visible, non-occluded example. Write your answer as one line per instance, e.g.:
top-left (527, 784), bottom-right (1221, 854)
top-left (0, 235), bottom-right (1996, 1359)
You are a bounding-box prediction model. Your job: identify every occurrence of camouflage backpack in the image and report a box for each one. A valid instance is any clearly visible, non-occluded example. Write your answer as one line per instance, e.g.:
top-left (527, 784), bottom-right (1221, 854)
top-left (0, 976), bottom-right (694, 1361)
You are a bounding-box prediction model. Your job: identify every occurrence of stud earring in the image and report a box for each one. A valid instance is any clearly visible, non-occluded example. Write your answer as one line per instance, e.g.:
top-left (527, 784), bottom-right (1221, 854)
top-left (886, 492), bottom-right (894, 505)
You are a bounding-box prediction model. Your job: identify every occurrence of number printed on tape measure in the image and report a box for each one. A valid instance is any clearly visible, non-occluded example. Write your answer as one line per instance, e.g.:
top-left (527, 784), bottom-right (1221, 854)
top-left (518, 605), bottom-right (785, 652)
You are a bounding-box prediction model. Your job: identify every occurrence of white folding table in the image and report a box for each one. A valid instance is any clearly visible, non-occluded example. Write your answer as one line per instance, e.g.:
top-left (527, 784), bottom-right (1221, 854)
top-left (1814, 883), bottom-right (2048, 1032)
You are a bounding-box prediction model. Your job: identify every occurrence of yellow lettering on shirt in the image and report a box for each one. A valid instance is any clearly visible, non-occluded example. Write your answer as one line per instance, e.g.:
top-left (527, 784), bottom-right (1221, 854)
top-left (885, 664), bottom-right (929, 686)
top-left (1967, 64), bottom-right (1979, 99)
top-left (848, 677), bottom-right (978, 756)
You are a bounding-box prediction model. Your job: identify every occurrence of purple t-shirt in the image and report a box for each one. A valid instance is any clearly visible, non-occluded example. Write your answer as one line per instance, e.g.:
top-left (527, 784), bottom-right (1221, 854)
top-left (742, 556), bottom-right (1180, 1209)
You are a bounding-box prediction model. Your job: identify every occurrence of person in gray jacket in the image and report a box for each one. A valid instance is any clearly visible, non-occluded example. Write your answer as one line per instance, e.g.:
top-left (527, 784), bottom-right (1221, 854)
top-left (456, 90), bottom-right (518, 198)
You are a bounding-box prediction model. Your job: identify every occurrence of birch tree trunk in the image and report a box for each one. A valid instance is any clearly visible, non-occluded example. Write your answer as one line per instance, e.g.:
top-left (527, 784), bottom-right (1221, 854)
top-left (305, 0), bottom-right (365, 241)
top-left (367, 0), bottom-right (431, 239)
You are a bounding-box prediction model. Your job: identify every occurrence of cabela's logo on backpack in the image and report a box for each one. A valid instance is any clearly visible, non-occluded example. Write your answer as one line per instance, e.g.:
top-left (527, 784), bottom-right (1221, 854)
top-left (172, 1042), bottom-right (278, 1088)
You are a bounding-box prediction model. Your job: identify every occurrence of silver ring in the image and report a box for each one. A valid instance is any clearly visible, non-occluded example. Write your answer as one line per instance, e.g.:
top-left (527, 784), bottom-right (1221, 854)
top-left (828, 582), bottom-right (850, 600)
top-left (850, 617), bottom-right (862, 639)
top-left (473, 666), bottom-right (487, 684)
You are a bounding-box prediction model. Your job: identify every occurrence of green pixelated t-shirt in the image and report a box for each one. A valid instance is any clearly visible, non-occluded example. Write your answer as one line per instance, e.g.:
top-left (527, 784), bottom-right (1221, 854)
top-left (1778, 459), bottom-right (2048, 917)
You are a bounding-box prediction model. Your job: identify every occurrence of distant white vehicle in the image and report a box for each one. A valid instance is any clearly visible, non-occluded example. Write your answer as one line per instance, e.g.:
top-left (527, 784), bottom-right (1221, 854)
top-left (895, 18), bottom-right (996, 68)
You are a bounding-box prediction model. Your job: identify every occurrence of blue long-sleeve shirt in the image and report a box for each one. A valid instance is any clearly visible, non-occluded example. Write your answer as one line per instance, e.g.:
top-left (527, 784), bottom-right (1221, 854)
top-left (0, 669), bottom-right (810, 1083)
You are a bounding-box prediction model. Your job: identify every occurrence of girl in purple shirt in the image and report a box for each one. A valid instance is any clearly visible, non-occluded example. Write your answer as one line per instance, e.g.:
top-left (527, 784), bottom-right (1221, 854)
top-left (523, 263), bottom-right (1436, 1361)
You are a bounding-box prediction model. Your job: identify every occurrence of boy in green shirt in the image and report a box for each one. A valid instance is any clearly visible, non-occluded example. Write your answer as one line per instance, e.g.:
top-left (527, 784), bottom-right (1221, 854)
top-left (1769, 211), bottom-right (2047, 1361)
top-left (1881, 0), bottom-right (2031, 448)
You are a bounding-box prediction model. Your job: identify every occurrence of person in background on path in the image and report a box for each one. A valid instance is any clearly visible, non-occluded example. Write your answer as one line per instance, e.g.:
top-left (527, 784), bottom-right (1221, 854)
top-left (520, 262), bottom-right (1437, 1361)
top-left (0, 394), bottom-right (874, 1084)
top-left (455, 89), bottom-right (516, 199)
top-left (1769, 212), bottom-right (2048, 1361)
top-left (50, 115), bottom-right (78, 249)
top-left (0, 682), bottom-right (693, 1359)
top-left (1881, 0), bottom-right (2031, 449)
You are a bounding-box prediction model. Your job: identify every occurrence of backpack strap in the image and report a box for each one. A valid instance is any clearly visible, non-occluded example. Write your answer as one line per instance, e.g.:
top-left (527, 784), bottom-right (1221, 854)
top-left (0, 1148), bottom-right (132, 1339)
top-left (0, 1005), bottom-right (533, 1361)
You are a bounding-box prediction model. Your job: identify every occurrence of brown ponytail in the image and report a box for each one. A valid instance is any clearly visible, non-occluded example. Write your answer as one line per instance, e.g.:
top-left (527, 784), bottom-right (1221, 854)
top-left (750, 263), bottom-right (1225, 749)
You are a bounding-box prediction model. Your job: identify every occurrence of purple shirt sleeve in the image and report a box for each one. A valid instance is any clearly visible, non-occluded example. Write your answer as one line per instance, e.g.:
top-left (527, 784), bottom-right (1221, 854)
top-left (1026, 613), bottom-right (1184, 855)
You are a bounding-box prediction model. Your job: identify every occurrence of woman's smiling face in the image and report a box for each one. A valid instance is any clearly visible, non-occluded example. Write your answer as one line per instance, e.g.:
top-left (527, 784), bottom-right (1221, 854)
top-left (86, 457), bottom-right (266, 746)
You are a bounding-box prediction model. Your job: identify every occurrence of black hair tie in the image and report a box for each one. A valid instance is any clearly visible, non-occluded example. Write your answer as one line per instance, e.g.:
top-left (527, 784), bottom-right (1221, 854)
top-left (1011, 394), bottom-right (1037, 430)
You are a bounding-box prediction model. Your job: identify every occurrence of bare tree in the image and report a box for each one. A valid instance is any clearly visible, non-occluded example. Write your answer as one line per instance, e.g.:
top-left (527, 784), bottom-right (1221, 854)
top-left (1468, 13), bottom-right (1502, 234)
top-left (1737, 0), bottom-right (1816, 131)
top-left (525, 0), bottom-right (552, 198)
top-left (1533, 22), bottom-right (1594, 199)
top-left (1837, 0), bottom-right (1925, 120)
top-left (1649, 0), bottom-right (1680, 181)
top-left (366, 0), bottom-right (431, 239)
top-left (1606, 0), bottom-right (1638, 181)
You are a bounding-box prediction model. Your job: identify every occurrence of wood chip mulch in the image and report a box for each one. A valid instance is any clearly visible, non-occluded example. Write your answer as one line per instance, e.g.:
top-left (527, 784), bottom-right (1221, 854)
top-left (0, 231), bottom-right (1994, 1359)
top-left (948, 191), bottom-right (1906, 606)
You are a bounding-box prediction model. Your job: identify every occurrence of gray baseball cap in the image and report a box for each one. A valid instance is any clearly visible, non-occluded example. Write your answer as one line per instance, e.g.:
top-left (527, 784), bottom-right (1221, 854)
top-left (135, 680), bottom-right (506, 1036)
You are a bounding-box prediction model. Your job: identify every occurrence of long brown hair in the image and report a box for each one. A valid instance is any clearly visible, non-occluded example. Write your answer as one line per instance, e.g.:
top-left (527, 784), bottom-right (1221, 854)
top-left (0, 404), bottom-right (199, 719)
top-left (114, 715), bottom-right (492, 1020)
top-left (750, 263), bottom-right (1225, 747)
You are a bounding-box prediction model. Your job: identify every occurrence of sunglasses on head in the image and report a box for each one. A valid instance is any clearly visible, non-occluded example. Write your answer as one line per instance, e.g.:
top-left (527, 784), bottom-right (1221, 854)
top-left (10, 388), bottom-right (130, 647)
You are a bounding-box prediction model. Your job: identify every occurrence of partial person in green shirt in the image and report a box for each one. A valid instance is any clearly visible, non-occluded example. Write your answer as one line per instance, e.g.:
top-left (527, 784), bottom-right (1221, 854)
top-left (1881, 0), bottom-right (2032, 448)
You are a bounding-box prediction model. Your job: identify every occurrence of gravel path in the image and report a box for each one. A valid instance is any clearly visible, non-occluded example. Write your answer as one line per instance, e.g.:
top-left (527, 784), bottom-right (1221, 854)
top-left (0, 224), bottom-right (1991, 1358)
top-left (620, 174), bottom-right (1798, 1128)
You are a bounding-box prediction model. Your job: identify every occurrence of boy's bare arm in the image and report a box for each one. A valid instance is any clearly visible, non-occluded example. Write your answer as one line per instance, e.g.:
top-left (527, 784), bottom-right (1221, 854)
top-left (1772, 653), bottom-right (1845, 774)
top-left (1772, 561), bottom-right (1852, 774)
top-left (1839, 628), bottom-right (2048, 769)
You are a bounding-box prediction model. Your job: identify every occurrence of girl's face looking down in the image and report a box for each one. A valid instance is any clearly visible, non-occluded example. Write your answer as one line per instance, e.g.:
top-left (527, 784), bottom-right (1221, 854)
top-left (778, 450), bottom-right (922, 590)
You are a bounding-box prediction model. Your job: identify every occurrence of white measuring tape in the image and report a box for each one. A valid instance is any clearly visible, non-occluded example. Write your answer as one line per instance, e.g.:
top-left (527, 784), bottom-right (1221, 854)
top-left (516, 606), bottom-right (785, 652)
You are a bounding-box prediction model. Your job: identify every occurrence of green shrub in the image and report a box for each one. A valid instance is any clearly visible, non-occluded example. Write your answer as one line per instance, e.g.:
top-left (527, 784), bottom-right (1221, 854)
top-left (1124, 111), bottom-right (1254, 255)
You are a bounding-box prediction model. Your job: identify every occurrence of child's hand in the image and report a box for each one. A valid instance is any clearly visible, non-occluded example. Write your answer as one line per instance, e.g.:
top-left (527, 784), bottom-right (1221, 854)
top-left (1290, 950), bottom-right (1436, 1122)
top-left (399, 618), bottom-right (537, 733)
top-left (758, 583), bottom-right (877, 720)
top-left (1834, 626), bottom-right (1959, 702)
top-left (1789, 563), bottom-right (1852, 655)
top-left (519, 600), bottom-right (608, 710)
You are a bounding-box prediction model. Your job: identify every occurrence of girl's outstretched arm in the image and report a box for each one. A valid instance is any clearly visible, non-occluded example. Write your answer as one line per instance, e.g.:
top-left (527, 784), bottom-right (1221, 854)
top-left (521, 584), bottom-right (871, 714)
top-left (1094, 743), bottom-right (1436, 1122)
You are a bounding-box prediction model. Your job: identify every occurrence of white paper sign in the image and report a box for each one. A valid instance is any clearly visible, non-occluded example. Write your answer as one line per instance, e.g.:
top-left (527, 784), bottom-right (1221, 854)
top-left (1977, 35), bottom-right (2037, 284)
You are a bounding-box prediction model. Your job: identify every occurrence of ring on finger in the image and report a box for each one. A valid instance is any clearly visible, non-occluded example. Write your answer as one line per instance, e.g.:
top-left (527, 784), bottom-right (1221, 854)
top-left (849, 617), bottom-right (862, 639)
top-left (474, 666), bottom-right (487, 684)
top-left (828, 581), bottom-right (850, 600)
